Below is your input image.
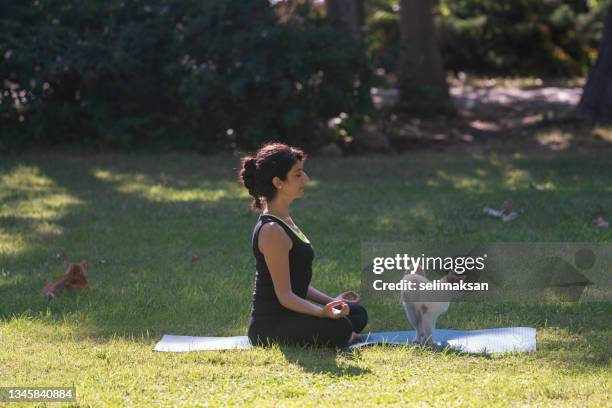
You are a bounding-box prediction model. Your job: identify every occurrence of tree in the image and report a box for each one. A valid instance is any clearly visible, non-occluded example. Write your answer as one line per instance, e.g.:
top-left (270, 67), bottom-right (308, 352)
top-left (397, 0), bottom-right (453, 115)
top-left (576, 8), bottom-right (612, 122)
top-left (325, 0), bottom-right (364, 39)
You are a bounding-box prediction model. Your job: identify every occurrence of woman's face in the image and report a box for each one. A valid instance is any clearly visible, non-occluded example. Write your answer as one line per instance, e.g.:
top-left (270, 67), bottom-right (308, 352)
top-left (276, 160), bottom-right (309, 199)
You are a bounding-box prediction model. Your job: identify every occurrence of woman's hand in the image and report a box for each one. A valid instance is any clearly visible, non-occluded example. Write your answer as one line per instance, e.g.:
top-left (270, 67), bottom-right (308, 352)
top-left (335, 290), bottom-right (360, 303)
top-left (320, 299), bottom-right (349, 319)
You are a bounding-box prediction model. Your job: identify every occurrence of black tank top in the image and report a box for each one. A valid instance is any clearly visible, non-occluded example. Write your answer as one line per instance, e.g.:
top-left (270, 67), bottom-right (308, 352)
top-left (250, 214), bottom-right (314, 317)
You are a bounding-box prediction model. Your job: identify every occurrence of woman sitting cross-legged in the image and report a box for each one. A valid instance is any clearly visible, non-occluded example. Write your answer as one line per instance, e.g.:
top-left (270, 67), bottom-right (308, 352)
top-left (239, 142), bottom-right (368, 348)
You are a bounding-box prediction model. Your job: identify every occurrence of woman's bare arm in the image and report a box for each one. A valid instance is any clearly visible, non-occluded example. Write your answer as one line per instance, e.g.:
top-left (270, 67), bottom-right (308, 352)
top-left (306, 286), bottom-right (335, 305)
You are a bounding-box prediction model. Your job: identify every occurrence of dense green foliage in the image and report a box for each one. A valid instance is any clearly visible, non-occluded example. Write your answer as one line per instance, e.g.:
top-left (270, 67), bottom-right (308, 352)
top-left (3, 0), bottom-right (611, 151)
top-left (367, 0), bottom-right (611, 77)
top-left (439, 0), bottom-right (612, 76)
top-left (0, 0), bottom-right (373, 151)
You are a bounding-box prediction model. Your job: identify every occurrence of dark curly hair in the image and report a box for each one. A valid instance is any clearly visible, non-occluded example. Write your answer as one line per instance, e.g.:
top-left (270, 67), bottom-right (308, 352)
top-left (239, 142), bottom-right (307, 211)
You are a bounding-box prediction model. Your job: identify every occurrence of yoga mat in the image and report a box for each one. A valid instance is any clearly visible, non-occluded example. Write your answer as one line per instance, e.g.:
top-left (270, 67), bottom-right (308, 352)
top-left (153, 327), bottom-right (536, 354)
top-left (349, 327), bottom-right (536, 353)
top-left (154, 335), bottom-right (252, 352)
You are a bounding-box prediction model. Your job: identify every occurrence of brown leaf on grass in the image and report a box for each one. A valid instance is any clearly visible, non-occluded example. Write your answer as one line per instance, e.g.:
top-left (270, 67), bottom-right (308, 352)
top-left (41, 260), bottom-right (89, 299)
top-left (500, 201), bottom-right (512, 215)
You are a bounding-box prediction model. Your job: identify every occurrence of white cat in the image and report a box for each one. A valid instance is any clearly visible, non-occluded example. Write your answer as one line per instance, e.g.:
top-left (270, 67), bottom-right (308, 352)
top-left (400, 268), bottom-right (464, 346)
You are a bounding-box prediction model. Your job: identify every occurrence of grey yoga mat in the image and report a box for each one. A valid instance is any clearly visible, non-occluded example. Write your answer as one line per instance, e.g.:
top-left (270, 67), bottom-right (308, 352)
top-left (153, 327), bottom-right (536, 354)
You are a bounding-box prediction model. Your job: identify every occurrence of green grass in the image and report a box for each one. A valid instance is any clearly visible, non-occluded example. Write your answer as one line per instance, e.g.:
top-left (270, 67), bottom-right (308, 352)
top-left (1, 150), bottom-right (611, 406)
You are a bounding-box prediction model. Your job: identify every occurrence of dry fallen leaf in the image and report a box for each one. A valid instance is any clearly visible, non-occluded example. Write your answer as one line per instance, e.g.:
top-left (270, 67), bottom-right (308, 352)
top-left (500, 201), bottom-right (512, 215)
top-left (42, 260), bottom-right (89, 299)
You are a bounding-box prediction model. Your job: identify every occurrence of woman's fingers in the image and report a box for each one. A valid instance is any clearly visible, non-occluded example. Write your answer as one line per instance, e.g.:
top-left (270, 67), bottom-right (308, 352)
top-left (339, 290), bottom-right (361, 303)
top-left (346, 290), bottom-right (360, 302)
top-left (331, 308), bottom-right (344, 317)
top-left (324, 299), bottom-right (349, 318)
top-left (340, 301), bottom-right (350, 316)
top-left (333, 301), bottom-right (349, 317)
top-left (327, 299), bottom-right (346, 308)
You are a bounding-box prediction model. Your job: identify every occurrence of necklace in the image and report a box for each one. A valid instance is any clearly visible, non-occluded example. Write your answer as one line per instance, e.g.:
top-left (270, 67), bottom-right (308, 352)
top-left (262, 212), bottom-right (310, 244)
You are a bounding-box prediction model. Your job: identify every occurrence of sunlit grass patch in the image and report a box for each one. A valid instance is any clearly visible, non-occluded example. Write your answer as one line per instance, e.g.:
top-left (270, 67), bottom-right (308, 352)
top-left (93, 168), bottom-right (246, 202)
top-left (0, 165), bottom-right (83, 221)
top-left (0, 230), bottom-right (28, 257)
top-left (0, 165), bottom-right (83, 258)
top-left (0, 165), bottom-right (54, 192)
top-left (592, 126), bottom-right (612, 143)
top-left (432, 169), bottom-right (491, 192)
top-left (0, 193), bottom-right (83, 220)
top-left (536, 129), bottom-right (573, 151)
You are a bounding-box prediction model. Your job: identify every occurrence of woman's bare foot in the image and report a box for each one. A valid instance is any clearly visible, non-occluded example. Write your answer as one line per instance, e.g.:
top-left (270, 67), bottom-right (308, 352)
top-left (349, 332), bottom-right (363, 345)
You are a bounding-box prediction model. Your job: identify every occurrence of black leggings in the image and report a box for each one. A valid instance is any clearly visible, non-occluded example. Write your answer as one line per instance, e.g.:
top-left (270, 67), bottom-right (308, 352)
top-left (248, 303), bottom-right (368, 348)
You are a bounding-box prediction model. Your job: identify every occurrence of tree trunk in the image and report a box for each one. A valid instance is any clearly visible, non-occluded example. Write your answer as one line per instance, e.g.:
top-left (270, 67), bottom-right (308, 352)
top-left (397, 0), bottom-right (453, 115)
top-left (325, 0), bottom-right (364, 40)
top-left (576, 9), bottom-right (612, 122)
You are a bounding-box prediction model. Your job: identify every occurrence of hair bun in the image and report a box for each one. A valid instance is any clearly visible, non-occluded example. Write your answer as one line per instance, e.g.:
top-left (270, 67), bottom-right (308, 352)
top-left (238, 143), bottom-right (306, 212)
top-left (245, 158), bottom-right (257, 172)
top-left (240, 157), bottom-right (257, 192)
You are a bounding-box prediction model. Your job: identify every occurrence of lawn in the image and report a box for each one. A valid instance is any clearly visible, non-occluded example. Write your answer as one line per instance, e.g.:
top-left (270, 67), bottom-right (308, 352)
top-left (1, 150), bottom-right (611, 406)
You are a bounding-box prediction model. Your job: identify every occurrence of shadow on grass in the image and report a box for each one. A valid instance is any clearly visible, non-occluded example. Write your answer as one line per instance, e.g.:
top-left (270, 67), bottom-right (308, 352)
top-left (277, 345), bottom-right (372, 377)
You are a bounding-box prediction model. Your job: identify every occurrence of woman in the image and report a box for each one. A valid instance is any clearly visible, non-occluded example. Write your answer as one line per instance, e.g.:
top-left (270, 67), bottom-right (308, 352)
top-left (239, 142), bottom-right (368, 347)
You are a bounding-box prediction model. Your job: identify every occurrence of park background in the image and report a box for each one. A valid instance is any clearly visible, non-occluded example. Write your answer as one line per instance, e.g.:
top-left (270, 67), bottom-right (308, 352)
top-left (1, 0), bottom-right (611, 406)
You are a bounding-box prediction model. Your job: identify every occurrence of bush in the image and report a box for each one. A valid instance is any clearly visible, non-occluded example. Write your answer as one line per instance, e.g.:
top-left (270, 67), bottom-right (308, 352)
top-left (0, 0), bottom-right (373, 152)
top-left (439, 0), bottom-right (612, 77)
top-left (365, 0), bottom-right (612, 78)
